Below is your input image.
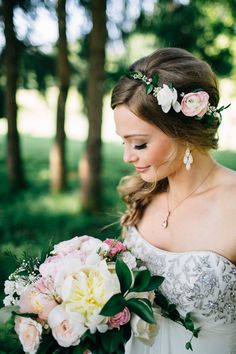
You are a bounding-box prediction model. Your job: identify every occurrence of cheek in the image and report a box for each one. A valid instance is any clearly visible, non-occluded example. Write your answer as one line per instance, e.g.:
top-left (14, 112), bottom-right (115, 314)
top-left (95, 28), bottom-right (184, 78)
top-left (148, 140), bottom-right (174, 164)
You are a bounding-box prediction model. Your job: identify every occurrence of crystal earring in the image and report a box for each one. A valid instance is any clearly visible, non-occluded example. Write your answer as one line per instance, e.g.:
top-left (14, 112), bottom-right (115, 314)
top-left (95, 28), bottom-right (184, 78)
top-left (183, 147), bottom-right (193, 171)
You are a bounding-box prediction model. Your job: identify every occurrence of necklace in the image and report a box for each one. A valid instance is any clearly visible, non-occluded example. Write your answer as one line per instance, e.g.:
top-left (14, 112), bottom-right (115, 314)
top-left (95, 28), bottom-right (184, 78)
top-left (162, 164), bottom-right (217, 229)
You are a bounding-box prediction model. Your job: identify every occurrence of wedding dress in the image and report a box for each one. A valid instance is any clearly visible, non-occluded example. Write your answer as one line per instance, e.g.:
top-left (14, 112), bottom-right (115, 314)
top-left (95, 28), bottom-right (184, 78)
top-left (124, 226), bottom-right (236, 354)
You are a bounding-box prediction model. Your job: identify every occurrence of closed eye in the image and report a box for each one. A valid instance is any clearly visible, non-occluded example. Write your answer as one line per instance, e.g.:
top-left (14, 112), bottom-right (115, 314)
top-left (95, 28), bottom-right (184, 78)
top-left (134, 143), bottom-right (147, 150)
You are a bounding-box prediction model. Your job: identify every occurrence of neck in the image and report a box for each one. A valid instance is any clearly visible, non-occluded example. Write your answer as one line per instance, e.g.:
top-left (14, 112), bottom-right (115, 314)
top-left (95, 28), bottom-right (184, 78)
top-left (167, 151), bottom-right (217, 205)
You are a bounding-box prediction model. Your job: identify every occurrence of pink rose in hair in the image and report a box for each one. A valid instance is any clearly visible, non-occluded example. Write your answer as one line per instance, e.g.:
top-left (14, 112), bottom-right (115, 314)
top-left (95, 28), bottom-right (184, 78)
top-left (108, 307), bottom-right (131, 329)
top-left (181, 91), bottom-right (209, 117)
top-left (103, 239), bottom-right (127, 257)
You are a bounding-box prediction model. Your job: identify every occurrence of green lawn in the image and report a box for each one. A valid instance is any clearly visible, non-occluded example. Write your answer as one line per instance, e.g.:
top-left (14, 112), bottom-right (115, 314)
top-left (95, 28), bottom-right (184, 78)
top-left (0, 134), bottom-right (235, 304)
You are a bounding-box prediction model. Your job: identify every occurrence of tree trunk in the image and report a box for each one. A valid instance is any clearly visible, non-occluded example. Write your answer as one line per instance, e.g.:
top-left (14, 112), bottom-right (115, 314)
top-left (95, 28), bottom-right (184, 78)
top-left (79, 0), bottom-right (107, 212)
top-left (3, 0), bottom-right (25, 190)
top-left (50, 0), bottom-right (70, 192)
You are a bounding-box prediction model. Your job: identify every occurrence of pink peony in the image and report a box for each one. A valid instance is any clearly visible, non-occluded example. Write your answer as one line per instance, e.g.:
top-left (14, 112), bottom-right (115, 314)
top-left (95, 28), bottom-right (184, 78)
top-left (181, 91), bottom-right (209, 117)
top-left (19, 282), bottom-right (58, 321)
top-left (15, 316), bottom-right (42, 354)
top-left (103, 239), bottom-right (127, 257)
top-left (108, 307), bottom-right (131, 329)
top-left (51, 236), bottom-right (90, 255)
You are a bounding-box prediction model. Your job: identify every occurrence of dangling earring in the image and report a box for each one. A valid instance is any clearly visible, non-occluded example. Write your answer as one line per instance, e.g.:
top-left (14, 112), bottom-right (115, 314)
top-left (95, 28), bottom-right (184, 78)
top-left (183, 147), bottom-right (193, 171)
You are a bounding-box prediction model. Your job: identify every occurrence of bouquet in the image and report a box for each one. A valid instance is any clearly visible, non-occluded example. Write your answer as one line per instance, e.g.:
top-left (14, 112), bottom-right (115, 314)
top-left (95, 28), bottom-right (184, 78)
top-left (0, 236), bottom-right (200, 354)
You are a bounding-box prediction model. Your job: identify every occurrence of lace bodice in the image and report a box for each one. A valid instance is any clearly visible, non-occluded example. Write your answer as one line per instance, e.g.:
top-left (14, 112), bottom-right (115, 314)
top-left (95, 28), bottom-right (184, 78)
top-left (124, 226), bottom-right (236, 325)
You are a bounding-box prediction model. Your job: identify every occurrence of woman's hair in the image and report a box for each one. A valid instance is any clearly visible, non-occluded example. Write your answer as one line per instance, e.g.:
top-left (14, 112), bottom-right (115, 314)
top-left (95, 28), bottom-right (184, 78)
top-left (111, 47), bottom-right (220, 227)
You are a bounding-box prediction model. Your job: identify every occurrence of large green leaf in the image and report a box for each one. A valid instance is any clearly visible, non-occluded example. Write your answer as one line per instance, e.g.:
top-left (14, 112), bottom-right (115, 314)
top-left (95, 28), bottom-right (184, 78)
top-left (100, 328), bottom-right (123, 353)
top-left (126, 298), bottom-right (156, 324)
top-left (143, 275), bottom-right (165, 291)
top-left (115, 258), bottom-right (132, 294)
top-left (130, 270), bottom-right (151, 292)
top-left (100, 293), bottom-right (125, 316)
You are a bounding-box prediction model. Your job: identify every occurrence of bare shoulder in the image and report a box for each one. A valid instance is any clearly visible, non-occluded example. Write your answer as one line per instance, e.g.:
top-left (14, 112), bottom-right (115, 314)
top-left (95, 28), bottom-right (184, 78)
top-left (215, 165), bottom-right (236, 262)
top-left (216, 165), bottom-right (236, 208)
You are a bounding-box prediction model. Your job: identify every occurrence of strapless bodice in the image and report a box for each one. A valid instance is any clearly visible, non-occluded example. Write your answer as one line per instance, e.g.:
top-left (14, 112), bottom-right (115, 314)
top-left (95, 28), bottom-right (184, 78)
top-left (124, 226), bottom-right (236, 325)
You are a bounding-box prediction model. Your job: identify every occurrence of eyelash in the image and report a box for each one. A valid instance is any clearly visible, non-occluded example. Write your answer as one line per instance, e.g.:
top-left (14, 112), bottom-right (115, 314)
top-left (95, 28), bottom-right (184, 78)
top-left (122, 142), bottom-right (147, 150)
top-left (134, 143), bottom-right (147, 150)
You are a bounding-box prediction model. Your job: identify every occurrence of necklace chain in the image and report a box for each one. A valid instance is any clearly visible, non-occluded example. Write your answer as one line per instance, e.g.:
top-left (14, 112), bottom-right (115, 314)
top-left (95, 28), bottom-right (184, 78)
top-left (162, 163), bottom-right (217, 229)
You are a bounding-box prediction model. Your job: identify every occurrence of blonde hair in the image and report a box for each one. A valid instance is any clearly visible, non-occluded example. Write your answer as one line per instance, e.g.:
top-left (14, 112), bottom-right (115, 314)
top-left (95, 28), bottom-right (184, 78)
top-left (111, 47), bottom-right (220, 226)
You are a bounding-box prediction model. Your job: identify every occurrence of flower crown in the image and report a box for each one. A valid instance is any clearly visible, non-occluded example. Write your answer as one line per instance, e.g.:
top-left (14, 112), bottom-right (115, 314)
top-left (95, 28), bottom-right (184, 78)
top-left (126, 70), bottom-right (230, 127)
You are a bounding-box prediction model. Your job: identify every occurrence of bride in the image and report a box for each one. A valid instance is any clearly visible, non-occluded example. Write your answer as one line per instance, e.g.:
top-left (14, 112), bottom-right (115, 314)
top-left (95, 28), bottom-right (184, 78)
top-left (111, 48), bottom-right (236, 353)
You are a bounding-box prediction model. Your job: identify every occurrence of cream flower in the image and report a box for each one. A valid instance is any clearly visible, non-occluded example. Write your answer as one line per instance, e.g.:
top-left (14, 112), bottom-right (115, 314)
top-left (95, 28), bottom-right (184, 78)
top-left (15, 316), bottom-right (42, 354)
top-left (155, 84), bottom-right (181, 113)
top-left (55, 260), bottom-right (120, 323)
top-left (131, 309), bottom-right (161, 346)
top-left (48, 305), bottom-right (86, 347)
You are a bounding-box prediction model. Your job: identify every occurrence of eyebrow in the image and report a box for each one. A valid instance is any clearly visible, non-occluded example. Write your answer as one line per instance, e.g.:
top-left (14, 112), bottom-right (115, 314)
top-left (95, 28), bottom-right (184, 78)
top-left (117, 133), bottom-right (149, 138)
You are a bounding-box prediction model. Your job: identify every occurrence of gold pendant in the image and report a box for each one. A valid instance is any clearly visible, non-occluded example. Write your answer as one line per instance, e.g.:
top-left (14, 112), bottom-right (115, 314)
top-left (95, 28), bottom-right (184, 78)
top-left (162, 211), bottom-right (170, 229)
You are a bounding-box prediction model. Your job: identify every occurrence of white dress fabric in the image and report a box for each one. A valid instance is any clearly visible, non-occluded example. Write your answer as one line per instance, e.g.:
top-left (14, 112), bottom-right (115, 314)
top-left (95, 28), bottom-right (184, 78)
top-left (124, 226), bottom-right (236, 354)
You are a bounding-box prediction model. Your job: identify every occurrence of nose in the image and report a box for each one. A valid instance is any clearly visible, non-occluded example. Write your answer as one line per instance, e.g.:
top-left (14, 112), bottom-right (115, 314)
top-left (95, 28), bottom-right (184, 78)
top-left (123, 147), bottom-right (138, 164)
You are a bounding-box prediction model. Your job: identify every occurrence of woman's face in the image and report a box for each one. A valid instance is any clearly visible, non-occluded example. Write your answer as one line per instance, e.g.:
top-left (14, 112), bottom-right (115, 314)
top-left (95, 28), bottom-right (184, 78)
top-left (114, 105), bottom-right (185, 183)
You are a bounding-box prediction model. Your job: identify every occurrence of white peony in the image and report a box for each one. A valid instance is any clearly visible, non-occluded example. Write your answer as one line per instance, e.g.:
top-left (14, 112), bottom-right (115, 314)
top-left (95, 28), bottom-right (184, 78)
top-left (156, 84), bottom-right (181, 113)
top-left (48, 304), bottom-right (86, 347)
top-left (55, 260), bottom-right (120, 323)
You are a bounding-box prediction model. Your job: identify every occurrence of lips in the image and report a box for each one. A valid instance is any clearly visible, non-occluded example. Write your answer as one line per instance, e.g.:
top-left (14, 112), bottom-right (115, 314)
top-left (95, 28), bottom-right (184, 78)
top-left (135, 166), bottom-right (150, 173)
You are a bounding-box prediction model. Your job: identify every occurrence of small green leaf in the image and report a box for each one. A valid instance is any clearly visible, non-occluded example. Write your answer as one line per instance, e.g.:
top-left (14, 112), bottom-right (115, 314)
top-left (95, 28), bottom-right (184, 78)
top-left (193, 327), bottom-right (201, 338)
top-left (130, 270), bottom-right (151, 292)
top-left (185, 341), bottom-right (193, 351)
top-left (81, 329), bottom-right (96, 343)
top-left (72, 344), bottom-right (89, 354)
top-left (100, 293), bottom-right (125, 316)
top-left (37, 335), bottom-right (57, 354)
top-left (126, 298), bottom-right (156, 324)
top-left (146, 84), bottom-right (154, 94)
top-left (100, 328), bottom-right (123, 353)
top-left (152, 74), bottom-right (159, 86)
top-left (184, 313), bottom-right (194, 332)
top-left (154, 291), bottom-right (169, 310)
top-left (116, 258), bottom-right (133, 294)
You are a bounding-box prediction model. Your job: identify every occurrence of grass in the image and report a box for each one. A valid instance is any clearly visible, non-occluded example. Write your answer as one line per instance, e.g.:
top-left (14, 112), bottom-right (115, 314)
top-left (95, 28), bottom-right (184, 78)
top-left (0, 134), bottom-right (235, 303)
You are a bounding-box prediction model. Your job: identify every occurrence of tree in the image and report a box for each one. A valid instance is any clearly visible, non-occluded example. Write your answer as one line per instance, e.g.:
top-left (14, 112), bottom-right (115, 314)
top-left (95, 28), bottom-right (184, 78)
top-left (2, 0), bottom-right (26, 190)
top-left (79, 0), bottom-right (107, 211)
top-left (135, 0), bottom-right (235, 76)
top-left (50, 0), bottom-right (70, 192)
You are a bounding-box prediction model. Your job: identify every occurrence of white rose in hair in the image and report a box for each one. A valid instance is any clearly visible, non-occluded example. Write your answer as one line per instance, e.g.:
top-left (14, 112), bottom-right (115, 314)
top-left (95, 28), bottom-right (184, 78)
top-left (156, 84), bottom-right (181, 113)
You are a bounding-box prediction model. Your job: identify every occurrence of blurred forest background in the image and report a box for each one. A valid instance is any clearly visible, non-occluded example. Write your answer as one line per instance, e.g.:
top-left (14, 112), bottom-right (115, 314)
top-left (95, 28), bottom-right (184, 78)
top-left (0, 0), bottom-right (236, 303)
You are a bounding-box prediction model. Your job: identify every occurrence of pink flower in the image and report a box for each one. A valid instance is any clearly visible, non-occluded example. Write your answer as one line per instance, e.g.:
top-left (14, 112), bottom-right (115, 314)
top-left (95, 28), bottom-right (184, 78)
top-left (181, 91), bottom-right (209, 117)
top-left (19, 282), bottom-right (58, 321)
top-left (108, 307), bottom-right (131, 329)
top-left (51, 236), bottom-right (90, 256)
top-left (15, 316), bottom-right (42, 354)
top-left (103, 239), bottom-right (127, 257)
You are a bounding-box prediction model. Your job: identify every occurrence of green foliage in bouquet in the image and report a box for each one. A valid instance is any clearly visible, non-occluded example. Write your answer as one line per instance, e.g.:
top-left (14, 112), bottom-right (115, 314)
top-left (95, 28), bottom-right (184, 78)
top-left (0, 237), bottom-right (201, 354)
top-left (155, 291), bottom-right (201, 351)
